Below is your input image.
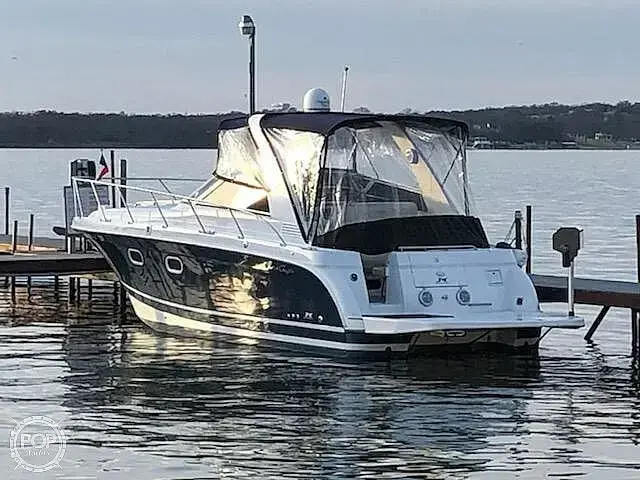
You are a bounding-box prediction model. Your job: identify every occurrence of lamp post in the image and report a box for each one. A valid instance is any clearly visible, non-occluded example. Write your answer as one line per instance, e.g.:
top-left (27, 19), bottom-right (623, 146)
top-left (238, 15), bottom-right (256, 114)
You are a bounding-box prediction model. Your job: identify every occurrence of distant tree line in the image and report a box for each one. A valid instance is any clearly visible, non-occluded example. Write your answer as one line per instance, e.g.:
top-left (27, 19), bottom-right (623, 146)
top-left (0, 111), bottom-right (243, 149)
top-left (1, 101), bottom-right (640, 148)
top-left (427, 101), bottom-right (640, 145)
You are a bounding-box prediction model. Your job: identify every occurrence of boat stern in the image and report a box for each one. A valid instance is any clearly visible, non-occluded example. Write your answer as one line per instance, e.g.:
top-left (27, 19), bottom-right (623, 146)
top-left (333, 246), bottom-right (585, 351)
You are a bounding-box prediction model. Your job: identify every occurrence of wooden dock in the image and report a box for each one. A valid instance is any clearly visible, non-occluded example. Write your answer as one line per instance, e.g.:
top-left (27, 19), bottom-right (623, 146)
top-left (532, 274), bottom-right (640, 309)
top-left (0, 251), bottom-right (109, 276)
top-left (0, 233), bottom-right (65, 251)
top-left (532, 273), bottom-right (640, 346)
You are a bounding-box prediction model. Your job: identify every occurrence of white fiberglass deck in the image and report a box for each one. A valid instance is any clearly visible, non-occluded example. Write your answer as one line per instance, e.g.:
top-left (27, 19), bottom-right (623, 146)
top-left (361, 311), bottom-right (585, 335)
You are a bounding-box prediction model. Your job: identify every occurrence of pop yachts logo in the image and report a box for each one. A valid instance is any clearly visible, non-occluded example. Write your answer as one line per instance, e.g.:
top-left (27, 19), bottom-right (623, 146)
top-left (10, 415), bottom-right (67, 472)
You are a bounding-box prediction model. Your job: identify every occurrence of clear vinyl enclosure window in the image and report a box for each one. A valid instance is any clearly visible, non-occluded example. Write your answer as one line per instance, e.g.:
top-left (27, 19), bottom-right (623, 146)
top-left (265, 128), bottom-right (324, 236)
top-left (264, 120), bottom-right (470, 240)
top-left (193, 127), bottom-right (270, 213)
top-left (215, 127), bottom-right (264, 188)
top-left (316, 121), bottom-right (469, 238)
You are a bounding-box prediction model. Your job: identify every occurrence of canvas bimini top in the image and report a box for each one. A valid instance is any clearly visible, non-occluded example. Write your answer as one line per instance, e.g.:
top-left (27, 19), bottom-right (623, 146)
top-left (259, 112), bottom-right (469, 138)
top-left (212, 112), bottom-right (473, 244)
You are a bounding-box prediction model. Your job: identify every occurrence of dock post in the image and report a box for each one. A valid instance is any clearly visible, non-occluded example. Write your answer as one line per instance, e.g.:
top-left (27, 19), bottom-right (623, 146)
top-left (110, 150), bottom-right (116, 208)
top-left (11, 220), bottom-right (18, 254)
top-left (633, 310), bottom-right (639, 355)
top-left (119, 284), bottom-right (127, 315)
top-left (68, 277), bottom-right (76, 303)
top-left (4, 186), bottom-right (9, 235)
top-left (87, 278), bottom-right (93, 300)
top-left (634, 215), bottom-right (640, 353)
top-left (10, 276), bottom-right (16, 303)
top-left (525, 205), bottom-right (532, 273)
top-left (120, 158), bottom-right (128, 206)
top-left (28, 213), bottom-right (34, 251)
top-left (514, 210), bottom-right (523, 250)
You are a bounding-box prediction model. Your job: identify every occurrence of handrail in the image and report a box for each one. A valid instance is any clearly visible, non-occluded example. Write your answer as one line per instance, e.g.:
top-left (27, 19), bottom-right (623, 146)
top-left (108, 177), bottom-right (205, 197)
top-left (90, 181), bottom-right (109, 222)
top-left (71, 177), bottom-right (288, 246)
top-left (150, 192), bottom-right (169, 228)
top-left (109, 177), bottom-right (205, 182)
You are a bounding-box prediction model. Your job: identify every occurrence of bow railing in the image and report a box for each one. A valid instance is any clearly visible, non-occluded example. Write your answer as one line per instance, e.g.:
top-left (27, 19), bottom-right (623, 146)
top-left (71, 177), bottom-right (287, 246)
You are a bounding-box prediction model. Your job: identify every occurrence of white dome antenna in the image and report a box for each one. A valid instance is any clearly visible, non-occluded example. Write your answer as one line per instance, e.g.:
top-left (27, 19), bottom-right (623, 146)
top-left (303, 88), bottom-right (330, 112)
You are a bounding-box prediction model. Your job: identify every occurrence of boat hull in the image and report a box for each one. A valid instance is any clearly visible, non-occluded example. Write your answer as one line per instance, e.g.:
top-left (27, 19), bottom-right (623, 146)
top-left (85, 231), bottom-right (543, 358)
top-left (127, 291), bottom-right (542, 358)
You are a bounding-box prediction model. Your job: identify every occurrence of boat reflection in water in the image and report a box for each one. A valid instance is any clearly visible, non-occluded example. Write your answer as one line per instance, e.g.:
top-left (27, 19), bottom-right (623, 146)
top-left (60, 319), bottom-right (540, 478)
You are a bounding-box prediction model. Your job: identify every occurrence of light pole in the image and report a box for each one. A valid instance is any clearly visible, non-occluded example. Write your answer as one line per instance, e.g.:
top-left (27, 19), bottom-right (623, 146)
top-left (238, 15), bottom-right (256, 114)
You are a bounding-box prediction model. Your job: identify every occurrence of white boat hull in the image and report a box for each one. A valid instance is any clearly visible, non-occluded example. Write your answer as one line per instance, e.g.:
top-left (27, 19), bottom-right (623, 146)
top-left (128, 294), bottom-right (573, 357)
top-left (75, 218), bottom-right (584, 359)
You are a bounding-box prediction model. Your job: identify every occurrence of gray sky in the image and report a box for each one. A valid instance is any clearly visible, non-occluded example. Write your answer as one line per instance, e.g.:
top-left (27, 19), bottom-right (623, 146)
top-left (1, 0), bottom-right (638, 113)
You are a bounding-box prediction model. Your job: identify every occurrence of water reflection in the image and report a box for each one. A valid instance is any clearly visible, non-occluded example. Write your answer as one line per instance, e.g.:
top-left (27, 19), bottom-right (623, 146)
top-left (1, 280), bottom-right (640, 479)
top-left (60, 324), bottom-right (543, 479)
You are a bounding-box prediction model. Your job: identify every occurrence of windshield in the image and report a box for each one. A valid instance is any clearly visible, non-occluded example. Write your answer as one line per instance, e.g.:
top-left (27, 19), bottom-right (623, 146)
top-left (264, 128), bottom-right (324, 236)
top-left (265, 119), bottom-right (470, 240)
top-left (190, 126), bottom-right (270, 212)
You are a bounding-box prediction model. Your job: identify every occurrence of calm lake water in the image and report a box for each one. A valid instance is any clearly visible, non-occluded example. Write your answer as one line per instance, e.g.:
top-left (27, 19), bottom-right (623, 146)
top-left (1, 149), bottom-right (640, 479)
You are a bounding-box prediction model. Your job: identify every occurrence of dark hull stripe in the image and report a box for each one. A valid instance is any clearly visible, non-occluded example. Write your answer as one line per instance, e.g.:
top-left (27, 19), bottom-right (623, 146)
top-left (139, 316), bottom-right (412, 360)
top-left (85, 232), bottom-right (345, 328)
top-left (133, 298), bottom-right (540, 360)
top-left (128, 289), bottom-right (415, 345)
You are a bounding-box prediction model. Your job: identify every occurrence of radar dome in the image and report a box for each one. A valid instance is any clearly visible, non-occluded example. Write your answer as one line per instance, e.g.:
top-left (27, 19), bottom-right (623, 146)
top-left (303, 88), bottom-right (330, 112)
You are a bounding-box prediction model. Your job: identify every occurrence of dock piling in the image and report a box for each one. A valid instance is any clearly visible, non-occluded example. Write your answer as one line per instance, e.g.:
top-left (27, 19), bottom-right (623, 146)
top-left (119, 284), bottom-right (127, 315)
top-left (68, 277), bottom-right (76, 303)
top-left (633, 310), bottom-right (639, 354)
top-left (76, 278), bottom-right (81, 304)
top-left (514, 210), bottom-right (523, 250)
top-left (28, 213), bottom-right (34, 251)
top-left (525, 205), bottom-right (532, 274)
top-left (120, 158), bottom-right (128, 206)
top-left (11, 220), bottom-right (18, 254)
top-left (634, 215), bottom-right (640, 351)
top-left (4, 187), bottom-right (9, 236)
top-left (10, 276), bottom-right (15, 302)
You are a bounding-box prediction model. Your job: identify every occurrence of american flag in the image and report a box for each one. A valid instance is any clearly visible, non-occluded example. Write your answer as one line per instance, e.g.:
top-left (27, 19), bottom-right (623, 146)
top-left (96, 151), bottom-right (109, 180)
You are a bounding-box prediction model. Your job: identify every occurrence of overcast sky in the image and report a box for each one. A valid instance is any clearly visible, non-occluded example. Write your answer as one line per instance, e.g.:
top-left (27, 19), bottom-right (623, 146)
top-left (1, 0), bottom-right (638, 113)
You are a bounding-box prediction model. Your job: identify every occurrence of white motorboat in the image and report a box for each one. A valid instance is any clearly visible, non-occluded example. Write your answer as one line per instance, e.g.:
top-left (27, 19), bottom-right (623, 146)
top-left (71, 91), bottom-right (583, 358)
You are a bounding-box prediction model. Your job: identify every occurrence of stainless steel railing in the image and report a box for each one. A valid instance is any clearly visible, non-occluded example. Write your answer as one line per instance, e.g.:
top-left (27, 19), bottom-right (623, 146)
top-left (109, 177), bottom-right (205, 196)
top-left (71, 177), bottom-right (287, 246)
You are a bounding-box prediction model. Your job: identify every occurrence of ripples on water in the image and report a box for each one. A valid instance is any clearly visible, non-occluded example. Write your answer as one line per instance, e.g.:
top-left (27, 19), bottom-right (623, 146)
top-left (0, 279), bottom-right (639, 479)
top-left (1, 149), bottom-right (640, 478)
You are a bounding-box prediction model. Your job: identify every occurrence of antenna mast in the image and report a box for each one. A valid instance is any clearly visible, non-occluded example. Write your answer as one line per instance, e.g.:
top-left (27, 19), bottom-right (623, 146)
top-left (340, 65), bottom-right (349, 112)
